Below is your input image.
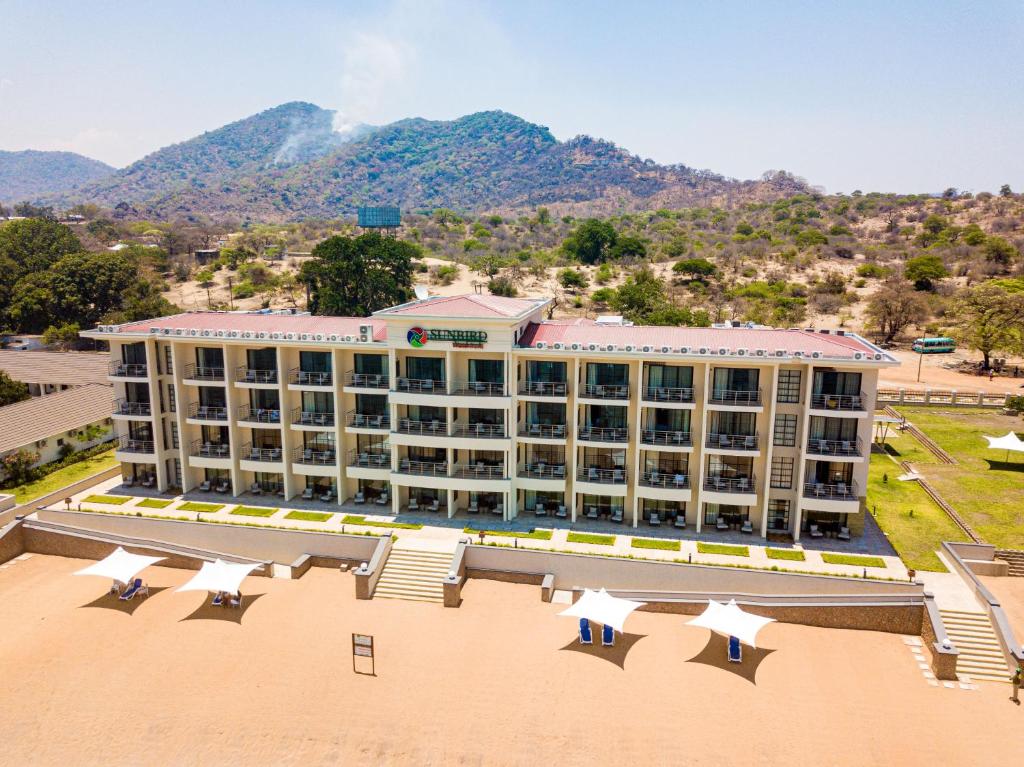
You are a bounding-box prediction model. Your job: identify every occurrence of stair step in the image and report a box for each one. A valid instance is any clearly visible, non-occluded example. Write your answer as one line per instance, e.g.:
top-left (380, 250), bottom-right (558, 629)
top-left (375, 583), bottom-right (443, 595)
top-left (381, 563), bottom-right (450, 574)
top-left (377, 575), bottom-right (443, 587)
top-left (957, 660), bottom-right (1009, 672)
top-left (375, 592), bottom-right (442, 603)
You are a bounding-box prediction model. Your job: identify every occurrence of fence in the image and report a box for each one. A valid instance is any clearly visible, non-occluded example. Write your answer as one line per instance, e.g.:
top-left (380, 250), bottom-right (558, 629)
top-left (876, 388), bottom-right (1012, 408)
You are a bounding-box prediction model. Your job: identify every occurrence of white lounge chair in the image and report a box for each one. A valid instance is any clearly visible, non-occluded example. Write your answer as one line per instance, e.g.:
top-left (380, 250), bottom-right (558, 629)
top-left (649, 512), bottom-right (661, 526)
top-left (610, 508), bottom-right (623, 523)
top-left (429, 499), bottom-right (440, 513)
top-left (740, 520), bottom-right (753, 534)
top-left (354, 491), bottom-right (365, 504)
top-left (376, 492), bottom-right (389, 506)
top-left (122, 477), bottom-right (134, 488)
top-left (468, 500), bottom-right (479, 514)
top-left (841, 441), bottom-right (852, 455)
top-left (301, 487), bottom-right (314, 500)
top-left (674, 473), bottom-right (686, 488)
top-left (837, 526), bottom-right (851, 541)
top-left (586, 506), bottom-right (598, 520)
top-left (556, 505), bottom-right (567, 518)
top-left (408, 497), bottom-right (419, 511)
top-left (716, 516), bottom-right (728, 531)
top-left (320, 489), bottom-right (334, 503)
top-left (198, 480), bottom-right (211, 492)
top-left (810, 524), bottom-right (824, 538)
top-left (674, 514), bottom-right (686, 529)
top-left (250, 482), bottom-right (262, 495)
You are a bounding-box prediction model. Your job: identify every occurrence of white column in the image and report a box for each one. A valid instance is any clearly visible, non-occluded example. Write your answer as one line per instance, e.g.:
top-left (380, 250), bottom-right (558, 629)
top-left (629, 358), bottom-right (643, 527)
top-left (169, 343), bottom-right (192, 492)
top-left (693, 363), bottom-right (711, 533)
top-left (791, 363), bottom-right (815, 542)
top-left (759, 365), bottom-right (780, 537)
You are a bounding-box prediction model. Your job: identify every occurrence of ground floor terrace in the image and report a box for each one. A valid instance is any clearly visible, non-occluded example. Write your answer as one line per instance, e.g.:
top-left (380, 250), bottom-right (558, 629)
top-left (0, 553), bottom-right (1017, 766)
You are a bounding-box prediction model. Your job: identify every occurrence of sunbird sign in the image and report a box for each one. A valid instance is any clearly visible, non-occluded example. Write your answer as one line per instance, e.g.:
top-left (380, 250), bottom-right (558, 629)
top-left (407, 327), bottom-right (488, 347)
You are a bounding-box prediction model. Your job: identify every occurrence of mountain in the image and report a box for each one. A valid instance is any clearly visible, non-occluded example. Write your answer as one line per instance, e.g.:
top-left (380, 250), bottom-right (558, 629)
top-left (0, 150), bottom-right (115, 203)
top-left (48, 105), bottom-right (808, 221)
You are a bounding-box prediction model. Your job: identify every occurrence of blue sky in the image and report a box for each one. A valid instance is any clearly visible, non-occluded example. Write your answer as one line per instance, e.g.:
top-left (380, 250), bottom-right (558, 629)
top-left (1, 0), bottom-right (1020, 193)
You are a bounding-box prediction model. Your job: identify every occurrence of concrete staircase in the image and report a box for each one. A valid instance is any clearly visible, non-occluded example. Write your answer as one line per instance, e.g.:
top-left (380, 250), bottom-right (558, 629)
top-left (373, 547), bottom-right (453, 604)
top-left (994, 549), bottom-right (1024, 577)
top-left (940, 609), bottom-right (1010, 683)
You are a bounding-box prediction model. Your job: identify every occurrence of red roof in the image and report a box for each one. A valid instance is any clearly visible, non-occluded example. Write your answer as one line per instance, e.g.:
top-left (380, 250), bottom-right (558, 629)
top-left (116, 312), bottom-right (387, 341)
top-left (375, 294), bottom-right (547, 319)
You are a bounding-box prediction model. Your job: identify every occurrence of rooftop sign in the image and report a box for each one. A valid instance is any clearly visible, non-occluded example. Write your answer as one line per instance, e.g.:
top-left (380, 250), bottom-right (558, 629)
top-left (407, 327), bottom-right (488, 347)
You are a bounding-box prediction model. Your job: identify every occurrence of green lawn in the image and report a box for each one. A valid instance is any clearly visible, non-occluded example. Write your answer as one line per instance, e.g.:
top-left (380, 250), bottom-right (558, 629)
top-left (284, 510), bottom-right (332, 522)
top-left (766, 548), bottom-right (806, 561)
top-left (135, 498), bottom-right (174, 509)
top-left (230, 506), bottom-right (279, 518)
top-left (178, 502), bottom-right (224, 513)
top-left (893, 407), bottom-right (1024, 549)
top-left (8, 449), bottom-right (118, 505)
top-left (821, 553), bottom-right (886, 568)
top-left (463, 527), bottom-right (553, 540)
top-left (82, 494), bottom-right (131, 505)
top-left (631, 537), bottom-right (681, 551)
top-left (566, 532), bottom-right (616, 546)
top-left (342, 515), bottom-right (423, 530)
top-left (697, 542), bottom-right (749, 557)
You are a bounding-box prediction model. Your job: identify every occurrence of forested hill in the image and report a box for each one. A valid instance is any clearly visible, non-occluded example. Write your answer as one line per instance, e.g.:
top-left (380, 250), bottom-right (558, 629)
top-left (0, 150), bottom-right (114, 202)
top-left (45, 104), bottom-right (808, 221)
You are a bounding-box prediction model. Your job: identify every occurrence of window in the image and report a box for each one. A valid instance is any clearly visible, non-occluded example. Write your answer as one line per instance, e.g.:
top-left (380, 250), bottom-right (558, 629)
top-left (164, 346), bottom-right (173, 375)
top-left (167, 383), bottom-right (176, 412)
top-left (57, 438), bottom-right (65, 446)
top-left (777, 370), bottom-right (801, 403)
top-left (773, 414), bottom-right (797, 446)
top-left (170, 423), bottom-right (179, 449)
top-left (770, 457), bottom-right (794, 489)
top-left (767, 499), bottom-right (791, 531)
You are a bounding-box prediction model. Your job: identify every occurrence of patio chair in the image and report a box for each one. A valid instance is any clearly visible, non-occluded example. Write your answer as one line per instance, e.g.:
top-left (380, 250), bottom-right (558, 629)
top-left (814, 483), bottom-right (824, 497)
top-left (818, 439), bottom-right (828, 454)
top-left (648, 470), bottom-right (659, 486)
top-left (744, 435), bottom-right (755, 450)
top-left (301, 487), bottom-right (314, 500)
top-left (198, 480), bottom-right (211, 492)
top-left (429, 499), bottom-right (440, 513)
top-left (613, 468), bottom-right (624, 483)
top-left (588, 467), bottom-right (598, 481)
top-left (216, 480), bottom-right (230, 493)
top-left (716, 516), bottom-right (729, 531)
top-left (554, 425), bottom-right (566, 438)
top-left (212, 592), bottom-right (224, 607)
top-left (409, 497), bottom-right (419, 512)
top-left (535, 504), bottom-right (548, 517)
top-left (320, 489), bottom-right (334, 503)
top-left (141, 476), bottom-right (155, 488)
top-left (119, 578), bottom-right (143, 601)
top-left (837, 526), bottom-right (851, 541)
top-left (837, 482), bottom-right (848, 498)
top-left (123, 477), bottom-right (134, 488)
top-left (719, 434), bottom-right (729, 449)
top-left (229, 594), bottom-right (241, 608)
top-left (579, 618), bottom-right (593, 645)
top-left (250, 482), bottom-right (262, 495)
top-left (354, 491), bottom-right (365, 505)
top-left (586, 506), bottom-right (599, 520)
top-left (674, 473), bottom-right (686, 488)
top-left (554, 465), bottom-right (565, 478)
top-left (376, 492), bottom-right (389, 506)
top-left (728, 636), bottom-right (742, 663)
top-left (741, 520), bottom-right (753, 534)
top-left (468, 500), bottom-right (479, 514)
top-left (602, 624), bottom-right (615, 646)
top-left (491, 503), bottom-right (504, 517)
top-left (737, 477), bottom-right (750, 493)
top-left (649, 512), bottom-right (661, 527)
top-left (530, 423), bottom-right (541, 436)
top-left (556, 505), bottom-right (567, 518)
top-left (841, 441), bottom-right (852, 455)
top-left (611, 508), bottom-right (623, 523)
top-left (809, 524), bottom-right (824, 538)
top-left (673, 514), bottom-right (686, 529)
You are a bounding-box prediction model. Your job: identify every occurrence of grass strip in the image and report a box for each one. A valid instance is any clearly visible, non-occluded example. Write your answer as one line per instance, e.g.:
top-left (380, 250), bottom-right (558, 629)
top-left (464, 527), bottom-right (553, 540)
top-left (821, 553), bottom-right (886, 568)
top-left (135, 498), bottom-right (173, 509)
top-left (178, 501), bottom-right (225, 513)
top-left (566, 532), bottom-right (616, 546)
top-left (284, 510), bottom-right (332, 522)
top-left (82, 494), bottom-right (131, 505)
top-left (631, 537), bottom-right (681, 551)
top-left (342, 514), bottom-right (423, 530)
top-left (697, 542), bottom-right (749, 557)
top-left (766, 548), bottom-right (806, 561)
top-left (230, 506), bottom-right (279, 518)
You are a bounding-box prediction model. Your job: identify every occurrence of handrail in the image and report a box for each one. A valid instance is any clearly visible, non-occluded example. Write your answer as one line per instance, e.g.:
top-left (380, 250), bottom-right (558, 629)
top-left (520, 423), bottom-right (567, 439)
top-left (113, 398), bottom-right (151, 416)
top-left (183, 363), bottom-right (225, 382)
top-left (578, 425), bottom-right (629, 442)
top-left (641, 429), bottom-right (692, 446)
top-left (802, 481), bottom-right (858, 500)
top-left (188, 402), bottom-right (228, 420)
top-left (708, 388), bottom-right (762, 406)
top-left (641, 471), bottom-right (690, 488)
top-left (238, 405), bottom-right (281, 423)
top-left (577, 466), bottom-right (628, 483)
top-left (345, 371), bottom-right (390, 388)
top-left (395, 377), bottom-right (446, 394)
top-left (235, 366), bottom-right (278, 384)
top-left (117, 435), bottom-right (154, 453)
top-left (291, 408), bottom-right (335, 427)
top-left (395, 418), bottom-right (447, 435)
top-left (451, 422), bottom-right (506, 438)
top-left (580, 383), bottom-right (629, 399)
top-left (703, 474), bottom-right (757, 493)
top-left (518, 463), bottom-right (567, 479)
top-left (519, 380), bottom-right (568, 397)
top-left (347, 449), bottom-right (390, 468)
top-left (189, 439), bottom-right (231, 458)
top-left (706, 432), bottom-right (760, 450)
top-left (810, 390), bottom-right (866, 411)
top-left (452, 380), bottom-right (506, 396)
top-left (292, 445), bottom-right (337, 465)
top-left (242, 443), bottom-right (284, 462)
top-left (396, 459), bottom-right (448, 476)
top-left (806, 437), bottom-right (862, 457)
top-left (109, 361), bottom-right (147, 377)
top-left (643, 386), bottom-right (694, 403)
top-left (347, 411), bottom-right (390, 429)
top-left (452, 463), bottom-right (506, 479)
top-left (289, 368), bottom-right (333, 386)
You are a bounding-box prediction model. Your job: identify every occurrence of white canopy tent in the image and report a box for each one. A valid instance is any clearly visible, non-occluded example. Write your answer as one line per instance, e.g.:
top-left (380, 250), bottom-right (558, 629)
top-left (983, 431), bottom-right (1024, 462)
top-left (686, 599), bottom-right (776, 648)
top-left (74, 547), bottom-right (164, 585)
top-left (176, 559), bottom-right (259, 597)
top-left (558, 588), bottom-right (646, 633)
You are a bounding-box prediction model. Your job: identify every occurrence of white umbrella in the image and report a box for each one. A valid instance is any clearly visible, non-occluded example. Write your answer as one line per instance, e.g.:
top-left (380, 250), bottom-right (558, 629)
top-left (686, 599), bottom-right (775, 648)
top-left (74, 546), bottom-right (164, 585)
top-left (983, 432), bottom-right (1024, 462)
top-left (558, 587), bottom-right (646, 633)
top-left (176, 559), bottom-right (259, 597)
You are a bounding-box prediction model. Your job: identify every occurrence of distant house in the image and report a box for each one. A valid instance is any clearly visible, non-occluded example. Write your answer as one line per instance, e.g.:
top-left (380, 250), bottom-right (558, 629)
top-left (194, 248), bottom-right (220, 265)
top-left (0, 350), bottom-right (110, 397)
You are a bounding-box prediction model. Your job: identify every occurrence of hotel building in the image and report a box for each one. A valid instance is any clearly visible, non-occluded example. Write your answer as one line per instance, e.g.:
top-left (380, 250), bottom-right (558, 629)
top-left (84, 294), bottom-right (897, 541)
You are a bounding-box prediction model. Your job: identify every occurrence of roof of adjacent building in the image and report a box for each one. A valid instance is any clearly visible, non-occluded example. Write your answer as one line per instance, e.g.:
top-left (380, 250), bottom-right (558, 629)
top-left (114, 312), bottom-right (388, 341)
top-left (0, 383), bottom-right (113, 455)
top-left (373, 294), bottom-right (548, 319)
top-left (0, 350), bottom-right (110, 386)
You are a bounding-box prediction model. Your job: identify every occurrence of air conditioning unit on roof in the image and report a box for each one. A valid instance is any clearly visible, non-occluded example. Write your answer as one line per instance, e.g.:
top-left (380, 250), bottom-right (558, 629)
top-left (359, 325), bottom-right (372, 341)
top-left (286, 332), bottom-right (296, 340)
top-left (571, 343), bottom-right (580, 351)
top-left (874, 353), bottom-right (883, 360)
top-left (660, 346), bottom-right (670, 353)
top-left (853, 352), bottom-right (864, 360)
top-left (642, 345), bottom-right (652, 353)
top-left (737, 348), bottom-right (747, 356)
top-left (588, 344), bottom-right (597, 351)
top-left (553, 342), bottom-right (563, 350)
top-left (718, 347), bottom-right (728, 355)
top-left (624, 345), bottom-right (634, 352)
top-left (606, 344), bottom-right (616, 352)
top-left (678, 346), bottom-right (689, 354)
top-left (774, 349), bottom-right (785, 357)
top-left (536, 342), bottom-right (546, 350)
top-left (811, 351), bottom-right (821, 359)
top-left (698, 347), bottom-right (708, 355)
top-left (755, 349), bottom-right (767, 356)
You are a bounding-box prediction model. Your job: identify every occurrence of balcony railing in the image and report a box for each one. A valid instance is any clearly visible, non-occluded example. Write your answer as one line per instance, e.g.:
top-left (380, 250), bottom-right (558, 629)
top-left (113, 399), bottom-right (151, 417)
top-left (292, 409), bottom-right (335, 428)
top-left (518, 463), bottom-right (567, 479)
top-left (189, 440), bottom-right (231, 459)
top-left (577, 466), bottom-right (627, 484)
top-left (519, 380), bottom-right (568, 397)
top-left (578, 426), bottom-right (629, 442)
top-left (803, 480), bottom-right (858, 501)
top-left (187, 402), bottom-right (228, 421)
top-left (395, 418), bottom-right (447, 435)
top-left (238, 405), bottom-right (281, 424)
top-left (109, 361), bottom-right (147, 378)
top-left (242, 443), bottom-right (283, 462)
top-left (117, 435), bottom-right (154, 454)
top-left (395, 377), bottom-right (446, 394)
top-left (289, 368), bottom-right (333, 387)
top-left (706, 433), bottom-right (759, 451)
top-left (345, 371), bottom-right (389, 389)
top-left (236, 366), bottom-right (278, 385)
top-left (708, 388), bottom-right (762, 406)
top-left (452, 380), bottom-right (506, 397)
top-left (641, 470), bottom-right (690, 489)
top-left (810, 391), bottom-right (867, 411)
top-left (806, 437), bottom-right (862, 457)
top-left (451, 422), bottom-right (506, 438)
top-left (396, 459), bottom-right (448, 476)
top-left (292, 446), bottom-right (337, 465)
top-left (183, 363), bottom-right (225, 382)
top-left (643, 386), bottom-right (695, 403)
top-left (641, 429), bottom-right (692, 446)
top-left (452, 463), bottom-right (506, 479)
top-left (580, 383), bottom-right (629, 400)
top-left (519, 423), bottom-right (567, 439)
top-left (703, 474), bottom-right (756, 493)
top-left (348, 449), bottom-right (390, 468)
top-left (347, 411), bottom-right (390, 430)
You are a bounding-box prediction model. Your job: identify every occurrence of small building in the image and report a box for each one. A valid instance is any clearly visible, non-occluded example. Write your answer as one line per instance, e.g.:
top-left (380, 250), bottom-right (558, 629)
top-left (194, 249), bottom-right (221, 265)
top-left (0, 350), bottom-right (110, 397)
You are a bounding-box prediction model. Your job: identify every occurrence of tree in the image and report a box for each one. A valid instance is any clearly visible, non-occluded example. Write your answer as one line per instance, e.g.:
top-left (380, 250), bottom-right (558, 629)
top-left (951, 282), bottom-right (1024, 369)
top-left (611, 268), bottom-right (709, 326)
top-left (535, 207), bottom-right (551, 226)
top-left (904, 254), bottom-right (948, 291)
top-left (609, 235), bottom-right (647, 260)
top-left (487, 276), bottom-right (517, 297)
top-left (557, 268), bottom-right (588, 291)
top-left (0, 371), bottom-right (30, 407)
top-left (0, 218), bottom-right (81, 309)
top-left (672, 258), bottom-right (717, 280)
top-left (982, 236), bottom-right (1018, 267)
top-left (42, 323), bottom-right (82, 350)
top-left (561, 219), bottom-right (617, 264)
top-left (865, 279), bottom-right (929, 344)
top-left (999, 184), bottom-right (1013, 197)
top-left (299, 232), bottom-right (418, 316)
top-left (1, 449), bottom-right (39, 484)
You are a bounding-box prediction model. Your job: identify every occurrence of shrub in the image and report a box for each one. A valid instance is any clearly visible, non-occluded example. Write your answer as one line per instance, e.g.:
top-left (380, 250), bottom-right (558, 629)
top-left (284, 510), bottom-right (332, 522)
top-left (178, 502), bottom-right (224, 513)
top-left (558, 267), bottom-right (588, 290)
top-left (766, 548), bottom-right (806, 561)
top-left (821, 553), bottom-right (886, 568)
top-left (488, 276), bottom-right (517, 297)
top-left (82, 494), bottom-right (131, 505)
top-left (566, 532), bottom-right (616, 546)
top-left (856, 262), bottom-right (889, 279)
top-left (696, 542), bottom-right (749, 557)
top-left (631, 538), bottom-right (681, 551)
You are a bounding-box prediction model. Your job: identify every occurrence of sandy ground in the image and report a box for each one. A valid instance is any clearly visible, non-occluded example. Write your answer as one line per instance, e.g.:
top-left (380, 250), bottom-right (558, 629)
top-left (0, 554), bottom-right (1020, 767)
top-left (880, 349), bottom-right (1024, 394)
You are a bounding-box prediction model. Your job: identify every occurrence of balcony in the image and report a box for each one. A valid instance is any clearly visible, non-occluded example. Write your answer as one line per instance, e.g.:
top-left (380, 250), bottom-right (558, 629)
top-left (708, 388), bottom-right (762, 406)
top-left (703, 474), bottom-right (756, 494)
top-left (580, 383), bottom-right (629, 400)
top-left (187, 402), bottom-right (228, 421)
top-left (578, 425), bottom-right (629, 443)
top-left (183, 363), bottom-right (225, 382)
top-left (806, 437), bottom-right (862, 458)
top-left (576, 466), bottom-right (627, 484)
top-left (238, 405), bottom-right (281, 424)
top-left (452, 380), bottom-right (506, 397)
top-left (452, 463), bottom-right (506, 479)
top-left (113, 399), bottom-right (151, 417)
top-left (292, 409), bottom-right (335, 428)
top-left (347, 411), bottom-right (390, 430)
top-left (396, 459), bottom-right (448, 476)
top-left (109, 361), bottom-right (147, 378)
top-left (345, 371), bottom-right (389, 389)
top-left (643, 386), bottom-right (694, 403)
top-left (292, 445), bottom-right (337, 465)
top-left (518, 463), bottom-right (567, 480)
top-left (235, 366), bottom-right (278, 385)
top-left (641, 429), bottom-right (692, 447)
top-left (289, 369), bottom-right (333, 387)
top-left (117, 435), bottom-right (154, 454)
top-left (348, 449), bottom-right (390, 468)
top-left (395, 418), bottom-right (447, 436)
top-left (803, 480), bottom-right (857, 501)
top-left (810, 391), bottom-right (867, 412)
top-left (519, 380), bottom-right (568, 397)
top-left (706, 433), bottom-right (759, 451)
top-left (451, 422), bottom-right (506, 439)
top-left (242, 443), bottom-right (283, 462)
top-left (189, 440), bottom-right (231, 459)
top-left (641, 470), bottom-right (690, 489)
top-left (519, 423), bottom-right (567, 439)
top-left (395, 377), bottom-right (446, 394)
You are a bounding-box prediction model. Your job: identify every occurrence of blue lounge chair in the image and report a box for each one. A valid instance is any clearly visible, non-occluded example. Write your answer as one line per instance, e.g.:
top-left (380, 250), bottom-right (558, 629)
top-left (728, 635), bottom-right (742, 663)
top-left (579, 618), bottom-right (593, 644)
top-left (119, 578), bottom-right (142, 601)
top-left (212, 592), bottom-right (224, 606)
top-left (602, 624), bottom-right (614, 646)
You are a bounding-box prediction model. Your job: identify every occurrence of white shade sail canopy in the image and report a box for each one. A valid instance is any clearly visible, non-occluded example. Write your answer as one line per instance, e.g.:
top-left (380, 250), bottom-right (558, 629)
top-left (558, 588), bottom-right (646, 633)
top-left (983, 432), bottom-right (1024, 452)
top-left (686, 599), bottom-right (776, 648)
top-left (176, 559), bottom-right (259, 596)
top-left (74, 547), bottom-right (164, 584)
